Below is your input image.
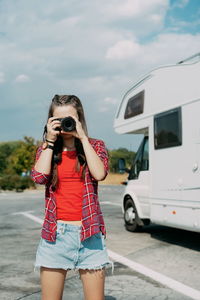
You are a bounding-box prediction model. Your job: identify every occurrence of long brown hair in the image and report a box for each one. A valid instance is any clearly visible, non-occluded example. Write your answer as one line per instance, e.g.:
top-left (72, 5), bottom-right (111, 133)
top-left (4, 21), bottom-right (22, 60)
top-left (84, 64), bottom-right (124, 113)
top-left (43, 94), bottom-right (88, 190)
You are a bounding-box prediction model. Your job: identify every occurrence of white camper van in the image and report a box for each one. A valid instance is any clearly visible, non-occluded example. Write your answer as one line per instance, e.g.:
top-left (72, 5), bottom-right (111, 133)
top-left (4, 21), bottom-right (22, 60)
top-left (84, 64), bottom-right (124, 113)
top-left (113, 53), bottom-right (200, 233)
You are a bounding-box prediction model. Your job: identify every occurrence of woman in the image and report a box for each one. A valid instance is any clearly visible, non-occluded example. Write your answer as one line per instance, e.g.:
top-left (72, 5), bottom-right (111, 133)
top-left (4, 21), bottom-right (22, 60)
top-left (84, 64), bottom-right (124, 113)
top-left (31, 94), bottom-right (114, 300)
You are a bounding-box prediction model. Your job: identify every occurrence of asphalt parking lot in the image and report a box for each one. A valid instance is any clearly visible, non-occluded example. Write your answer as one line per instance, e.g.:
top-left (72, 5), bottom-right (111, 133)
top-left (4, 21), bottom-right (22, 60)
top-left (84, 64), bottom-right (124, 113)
top-left (1, 186), bottom-right (200, 299)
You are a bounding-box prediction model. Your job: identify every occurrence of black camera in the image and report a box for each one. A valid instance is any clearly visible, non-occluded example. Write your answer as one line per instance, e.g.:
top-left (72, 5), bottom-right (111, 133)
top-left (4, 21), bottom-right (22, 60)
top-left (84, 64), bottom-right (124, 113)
top-left (55, 116), bottom-right (76, 132)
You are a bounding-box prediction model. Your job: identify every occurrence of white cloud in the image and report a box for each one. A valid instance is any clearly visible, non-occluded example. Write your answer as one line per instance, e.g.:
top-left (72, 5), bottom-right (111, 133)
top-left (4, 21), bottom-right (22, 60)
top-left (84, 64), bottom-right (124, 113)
top-left (0, 0), bottom-right (170, 80)
top-left (0, 72), bottom-right (5, 83)
top-left (151, 14), bottom-right (163, 24)
top-left (104, 97), bottom-right (118, 105)
top-left (106, 39), bottom-right (140, 60)
top-left (171, 0), bottom-right (189, 9)
top-left (15, 74), bottom-right (30, 83)
top-left (104, 97), bottom-right (117, 105)
top-left (141, 33), bottom-right (200, 67)
top-left (98, 0), bottom-right (169, 36)
top-left (97, 97), bottom-right (118, 113)
top-left (98, 106), bottom-right (109, 112)
top-left (105, 0), bottom-right (169, 18)
top-left (0, 0), bottom-right (199, 149)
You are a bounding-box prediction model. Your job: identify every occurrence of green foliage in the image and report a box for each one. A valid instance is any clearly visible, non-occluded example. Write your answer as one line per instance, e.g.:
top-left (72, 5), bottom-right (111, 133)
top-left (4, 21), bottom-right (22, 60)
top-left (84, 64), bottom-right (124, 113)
top-left (0, 174), bottom-right (35, 192)
top-left (0, 136), bottom-right (40, 191)
top-left (9, 136), bottom-right (38, 175)
top-left (0, 136), bottom-right (135, 190)
top-left (108, 147), bottom-right (136, 173)
top-left (0, 141), bottom-right (21, 174)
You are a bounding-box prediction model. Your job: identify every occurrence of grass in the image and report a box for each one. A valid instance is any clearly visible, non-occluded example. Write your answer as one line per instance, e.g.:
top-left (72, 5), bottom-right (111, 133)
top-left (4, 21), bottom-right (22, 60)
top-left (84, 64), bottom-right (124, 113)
top-left (99, 172), bottom-right (128, 185)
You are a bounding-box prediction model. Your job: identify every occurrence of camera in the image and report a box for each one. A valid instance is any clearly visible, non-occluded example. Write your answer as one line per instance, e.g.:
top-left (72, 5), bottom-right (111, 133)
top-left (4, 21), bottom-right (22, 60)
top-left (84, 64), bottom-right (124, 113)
top-left (55, 116), bottom-right (76, 132)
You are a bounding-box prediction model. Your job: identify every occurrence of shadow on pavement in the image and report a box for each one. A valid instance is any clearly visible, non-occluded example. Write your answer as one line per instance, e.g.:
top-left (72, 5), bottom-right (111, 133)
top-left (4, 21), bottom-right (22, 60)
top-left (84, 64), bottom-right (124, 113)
top-left (135, 223), bottom-right (200, 252)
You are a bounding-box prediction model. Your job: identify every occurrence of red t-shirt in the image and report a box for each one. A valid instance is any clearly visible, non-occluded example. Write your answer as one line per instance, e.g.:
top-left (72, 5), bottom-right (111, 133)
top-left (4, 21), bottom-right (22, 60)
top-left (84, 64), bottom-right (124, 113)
top-left (54, 150), bottom-right (84, 221)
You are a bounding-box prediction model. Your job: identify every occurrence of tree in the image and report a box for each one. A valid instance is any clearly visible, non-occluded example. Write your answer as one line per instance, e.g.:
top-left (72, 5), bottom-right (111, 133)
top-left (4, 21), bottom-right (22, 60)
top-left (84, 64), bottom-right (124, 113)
top-left (108, 148), bottom-right (136, 173)
top-left (0, 141), bottom-right (21, 175)
top-left (8, 136), bottom-right (38, 175)
top-left (0, 137), bottom-right (40, 191)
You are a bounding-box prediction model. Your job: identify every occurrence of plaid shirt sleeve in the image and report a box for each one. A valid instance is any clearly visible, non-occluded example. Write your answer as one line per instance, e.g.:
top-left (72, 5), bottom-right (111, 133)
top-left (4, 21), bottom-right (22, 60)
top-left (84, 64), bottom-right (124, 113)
top-left (91, 139), bottom-right (109, 181)
top-left (30, 146), bottom-right (51, 185)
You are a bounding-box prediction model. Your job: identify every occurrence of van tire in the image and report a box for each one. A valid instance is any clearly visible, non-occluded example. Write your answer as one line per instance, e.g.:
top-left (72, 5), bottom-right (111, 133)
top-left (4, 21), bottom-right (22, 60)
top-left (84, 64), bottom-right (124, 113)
top-left (124, 198), bottom-right (142, 232)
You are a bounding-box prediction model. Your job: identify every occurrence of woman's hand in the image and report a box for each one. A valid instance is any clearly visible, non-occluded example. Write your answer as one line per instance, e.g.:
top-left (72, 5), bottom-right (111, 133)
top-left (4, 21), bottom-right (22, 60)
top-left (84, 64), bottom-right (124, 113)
top-left (46, 117), bottom-right (61, 142)
top-left (60, 115), bottom-right (87, 141)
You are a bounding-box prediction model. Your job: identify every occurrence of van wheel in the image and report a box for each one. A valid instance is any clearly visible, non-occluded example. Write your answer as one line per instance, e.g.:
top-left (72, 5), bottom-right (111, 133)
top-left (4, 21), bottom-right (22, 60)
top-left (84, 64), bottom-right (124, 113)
top-left (124, 198), bottom-right (142, 232)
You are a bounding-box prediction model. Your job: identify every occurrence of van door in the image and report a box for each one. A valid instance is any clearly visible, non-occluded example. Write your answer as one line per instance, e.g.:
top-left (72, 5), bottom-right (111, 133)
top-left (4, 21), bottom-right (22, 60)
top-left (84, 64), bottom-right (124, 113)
top-left (128, 136), bottom-right (150, 217)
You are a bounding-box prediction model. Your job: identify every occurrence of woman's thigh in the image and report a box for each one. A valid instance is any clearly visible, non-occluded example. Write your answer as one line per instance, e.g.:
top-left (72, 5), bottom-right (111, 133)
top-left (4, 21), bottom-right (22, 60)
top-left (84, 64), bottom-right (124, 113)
top-left (40, 267), bottom-right (68, 300)
top-left (79, 268), bottom-right (105, 300)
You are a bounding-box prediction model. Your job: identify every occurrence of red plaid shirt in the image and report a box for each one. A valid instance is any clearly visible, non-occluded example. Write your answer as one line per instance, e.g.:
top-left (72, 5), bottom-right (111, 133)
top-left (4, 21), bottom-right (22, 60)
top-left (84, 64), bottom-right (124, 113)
top-left (31, 138), bottom-right (109, 242)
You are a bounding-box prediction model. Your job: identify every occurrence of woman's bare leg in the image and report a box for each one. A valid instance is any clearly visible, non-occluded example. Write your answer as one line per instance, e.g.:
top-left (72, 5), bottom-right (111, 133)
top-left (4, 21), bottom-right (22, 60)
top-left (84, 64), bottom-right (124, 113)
top-left (40, 267), bottom-right (68, 300)
top-left (79, 268), bottom-right (105, 300)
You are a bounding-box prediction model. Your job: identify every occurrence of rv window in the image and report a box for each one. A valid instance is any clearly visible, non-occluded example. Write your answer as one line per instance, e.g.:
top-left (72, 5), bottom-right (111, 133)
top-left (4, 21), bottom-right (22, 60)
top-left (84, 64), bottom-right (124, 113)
top-left (124, 90), bottom-right (144, 119)
top-left (128, 137), bottom-right (149, 180)
top-left (154, 107), bottom-right (182, 149)
top-left (142, 138), bottom-right (149, 170)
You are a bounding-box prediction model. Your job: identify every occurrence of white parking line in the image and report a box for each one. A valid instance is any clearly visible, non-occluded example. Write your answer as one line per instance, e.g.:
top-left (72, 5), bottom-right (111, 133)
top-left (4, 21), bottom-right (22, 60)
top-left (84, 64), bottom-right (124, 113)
top-left (101, 201), bottom-right (121, 206)
top-left (11, 211), bottom-right (43, 224)
top-left (12, 211), bottom-right (200, 300)
top-left (107, 249), bottom-right (200, 300)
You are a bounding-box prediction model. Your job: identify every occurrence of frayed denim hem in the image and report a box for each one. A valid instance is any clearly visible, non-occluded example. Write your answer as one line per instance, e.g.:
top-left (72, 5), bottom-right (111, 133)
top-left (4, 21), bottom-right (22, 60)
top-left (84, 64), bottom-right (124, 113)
top-left (33, 264), bottom-right (74, 273)
top-left (75, 261), bottom-right (114, 279)
top-left (34, 260), bottom-right (114, 276)
top-left (74, 261), bottom-right (114, 280)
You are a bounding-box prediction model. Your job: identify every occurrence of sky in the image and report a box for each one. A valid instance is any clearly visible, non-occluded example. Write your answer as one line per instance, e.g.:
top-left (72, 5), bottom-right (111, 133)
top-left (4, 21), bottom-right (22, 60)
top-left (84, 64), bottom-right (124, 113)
top-left (0, 0), bottom-right (200, 151)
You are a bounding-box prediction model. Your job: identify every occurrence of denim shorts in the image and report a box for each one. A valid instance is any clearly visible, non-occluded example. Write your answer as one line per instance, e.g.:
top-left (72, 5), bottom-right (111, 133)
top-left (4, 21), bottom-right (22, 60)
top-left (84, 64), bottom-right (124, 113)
top-left (34, 222), bottom-right (114, 275)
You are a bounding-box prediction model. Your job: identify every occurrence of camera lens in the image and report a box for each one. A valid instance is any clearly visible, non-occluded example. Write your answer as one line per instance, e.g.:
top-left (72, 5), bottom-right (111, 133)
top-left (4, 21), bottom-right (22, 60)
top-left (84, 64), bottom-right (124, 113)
top-left (61, 116), bottom-right (76, 132)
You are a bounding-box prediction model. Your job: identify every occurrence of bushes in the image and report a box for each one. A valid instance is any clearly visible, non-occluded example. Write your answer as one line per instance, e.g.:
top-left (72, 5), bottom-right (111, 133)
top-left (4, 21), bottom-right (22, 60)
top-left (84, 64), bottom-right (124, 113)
top-left (0, 136), bottom-right (39, 192)
top-left (108, 148), bottom-right (136, 173)
top-left (0, 174), bottom-right (35, 192)
top-left (0, 137), bottom-right (135, 191)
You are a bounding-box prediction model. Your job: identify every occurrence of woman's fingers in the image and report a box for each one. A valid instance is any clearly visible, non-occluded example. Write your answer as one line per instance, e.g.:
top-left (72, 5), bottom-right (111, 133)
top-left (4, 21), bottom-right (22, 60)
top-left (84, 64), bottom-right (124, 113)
top-left (46, 115), bottom-right (85, 140)
top-left (47, 119), bottom-right (61, 129)
top-left (51, 120), bottom-right (61, 128)
top-left (60, 130), bottom-right (77, 137)
top-left (69, 116), bottom-right (85, 138)
top-left (48, 116), bottom-right (60, 124)
top-left (46, 118), bottom-right (61, 141)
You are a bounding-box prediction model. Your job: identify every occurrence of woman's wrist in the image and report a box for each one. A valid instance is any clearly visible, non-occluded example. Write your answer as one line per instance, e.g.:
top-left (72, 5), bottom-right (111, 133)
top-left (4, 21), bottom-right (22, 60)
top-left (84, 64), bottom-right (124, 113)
top-left (42, 141), bottom-right (54, 150)
top-left (45, 138), bottom-right (55, 145)
top-left (46, 135), bottom-right (57, 143)
top-left (80, 135), bottom-right (88, 143)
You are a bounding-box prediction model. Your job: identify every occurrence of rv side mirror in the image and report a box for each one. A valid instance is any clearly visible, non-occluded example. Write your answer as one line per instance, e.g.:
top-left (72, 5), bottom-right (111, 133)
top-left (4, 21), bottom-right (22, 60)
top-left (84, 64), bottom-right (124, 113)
top-left (118, 158), bottom-right (130, 174)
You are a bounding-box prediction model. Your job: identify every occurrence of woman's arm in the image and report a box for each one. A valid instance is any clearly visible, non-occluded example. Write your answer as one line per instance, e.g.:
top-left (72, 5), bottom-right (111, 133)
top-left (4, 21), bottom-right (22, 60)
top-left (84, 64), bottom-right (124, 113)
top-left (34, 147), bottom-right (54, 174)
top-left (30, 146), bottom-right (52, 184)
top-left (31, 117), bottom-right (61, 184)
top-left (33, 117), bottom-right (61, 174)
top-left (81, 136), bottom-right (108, 181)
top-left (60, 115), bottom-right (109, 181)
